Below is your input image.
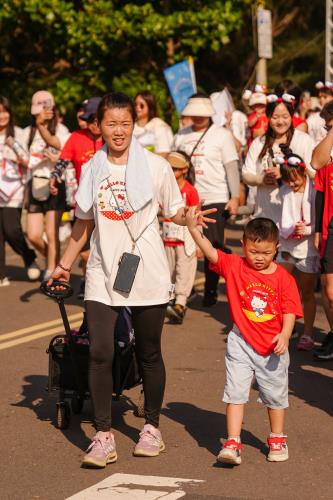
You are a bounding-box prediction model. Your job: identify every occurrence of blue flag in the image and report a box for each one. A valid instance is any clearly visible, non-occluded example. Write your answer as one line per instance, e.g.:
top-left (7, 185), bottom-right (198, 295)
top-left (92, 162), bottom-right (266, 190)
top-left (164, 60), bottom-right (196, 114)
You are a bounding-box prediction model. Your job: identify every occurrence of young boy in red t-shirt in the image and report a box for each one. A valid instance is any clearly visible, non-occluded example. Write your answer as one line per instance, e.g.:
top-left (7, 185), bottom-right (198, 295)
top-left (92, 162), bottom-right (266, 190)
top-left (185, 213), bottom-right (302, 465)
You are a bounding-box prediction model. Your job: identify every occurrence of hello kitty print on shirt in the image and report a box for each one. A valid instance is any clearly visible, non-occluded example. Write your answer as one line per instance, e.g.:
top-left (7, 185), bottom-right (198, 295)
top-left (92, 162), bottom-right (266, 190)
top-left (97, 176), bottom-right (134, 221)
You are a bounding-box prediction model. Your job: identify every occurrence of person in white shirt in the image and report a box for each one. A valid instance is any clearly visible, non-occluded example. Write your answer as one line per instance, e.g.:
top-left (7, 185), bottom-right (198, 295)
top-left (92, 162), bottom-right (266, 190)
top-left (22, 91), bottom-right (70, 281)
top-left (133, 90), bottom-right (173, 157)
top-left (48, 91), bottom-right (215, 468)
top-left (173, 94), bottom-right (240, 306)
top-left (307, 81), bottom-right (333, 145)
top-left (0, 96), bottom-right (40, 286)
top-left (242, 93), bottom-right (315, 224)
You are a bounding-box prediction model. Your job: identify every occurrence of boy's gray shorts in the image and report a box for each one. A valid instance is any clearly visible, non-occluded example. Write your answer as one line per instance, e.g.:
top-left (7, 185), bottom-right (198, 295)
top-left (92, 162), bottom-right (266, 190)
top-left (223, 327), bottom-right (289, 409)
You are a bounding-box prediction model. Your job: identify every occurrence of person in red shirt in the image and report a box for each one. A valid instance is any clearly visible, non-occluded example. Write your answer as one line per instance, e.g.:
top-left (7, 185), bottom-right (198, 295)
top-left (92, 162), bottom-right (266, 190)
top-left (49, 97), bottom-right (103, 299)
top-left (311, 100), bottom-right (333, 359)
top-left (247, 93), bottom-right (268, 144)
top-left (185, 213), bottom-right (302, 465)
top-left (163, 151), bottom-right (199, 324)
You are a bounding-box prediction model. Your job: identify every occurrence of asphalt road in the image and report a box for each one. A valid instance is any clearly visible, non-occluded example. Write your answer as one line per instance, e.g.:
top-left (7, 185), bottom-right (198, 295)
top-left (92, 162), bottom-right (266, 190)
top-left (0, 227), bottom-right (332, 500)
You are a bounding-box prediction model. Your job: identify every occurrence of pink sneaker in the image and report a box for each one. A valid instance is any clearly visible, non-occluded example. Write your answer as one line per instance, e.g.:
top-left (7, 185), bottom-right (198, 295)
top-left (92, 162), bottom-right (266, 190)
top-left (133, 424), bottom-right (165, 457)
top-left (297, 335), bottom-right (314, 351)
top-left (82, 431), bottom-right (117, 468)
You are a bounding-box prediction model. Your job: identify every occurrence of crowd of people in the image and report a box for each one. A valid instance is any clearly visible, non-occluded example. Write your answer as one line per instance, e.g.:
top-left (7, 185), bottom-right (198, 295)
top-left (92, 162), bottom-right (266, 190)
top-left (1, 79), bottom-right (333, 467)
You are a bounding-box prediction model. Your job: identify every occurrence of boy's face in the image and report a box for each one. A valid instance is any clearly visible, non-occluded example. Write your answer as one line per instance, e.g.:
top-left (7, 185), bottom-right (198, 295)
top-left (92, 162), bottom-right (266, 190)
top-left (242, 239), bottom-right (277, 271)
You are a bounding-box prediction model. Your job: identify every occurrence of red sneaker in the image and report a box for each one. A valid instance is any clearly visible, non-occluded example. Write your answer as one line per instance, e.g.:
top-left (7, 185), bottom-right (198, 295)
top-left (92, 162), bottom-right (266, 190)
top-left (267, 435), bottom-right (288, 462)
top-left (217, 439), bottom-right (243, 465)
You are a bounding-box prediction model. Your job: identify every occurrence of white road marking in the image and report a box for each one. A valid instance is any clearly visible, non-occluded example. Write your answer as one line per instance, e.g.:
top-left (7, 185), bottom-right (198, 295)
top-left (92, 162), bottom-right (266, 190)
top-left (0, 316), bottom-right (83, 351)
top-left (0, 313), bottom-right (82, 341)
top-left (66, 473), bottom-right (204, 500)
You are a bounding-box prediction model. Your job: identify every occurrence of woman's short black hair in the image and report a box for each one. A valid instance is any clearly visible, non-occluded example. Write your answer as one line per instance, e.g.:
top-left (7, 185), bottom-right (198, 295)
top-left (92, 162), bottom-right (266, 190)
top-left (243, 218), bottom-right (279, 244)
top-left (97, 92), bottom-right (136, 123)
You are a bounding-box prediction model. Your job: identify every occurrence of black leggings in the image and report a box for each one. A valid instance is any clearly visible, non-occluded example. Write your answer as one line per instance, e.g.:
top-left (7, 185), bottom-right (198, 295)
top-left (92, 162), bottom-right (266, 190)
top-left (0, 207), bottom-right (36, 279)
top-left (85, 300), bottom-right (167, 432)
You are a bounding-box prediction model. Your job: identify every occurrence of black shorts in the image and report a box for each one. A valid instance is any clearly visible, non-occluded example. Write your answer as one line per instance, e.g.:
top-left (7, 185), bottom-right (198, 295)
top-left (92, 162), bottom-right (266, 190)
top-left (321, 216), bottom-right (333, 274)
top-left (203, 202), bottom-right (229, 249)
top-left (27, 180), bottom-right (66, 214)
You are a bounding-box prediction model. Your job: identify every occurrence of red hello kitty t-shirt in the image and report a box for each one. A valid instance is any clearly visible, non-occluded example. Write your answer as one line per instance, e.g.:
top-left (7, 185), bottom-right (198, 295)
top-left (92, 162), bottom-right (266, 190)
top-left (210, 250), bottom-right (303, 355)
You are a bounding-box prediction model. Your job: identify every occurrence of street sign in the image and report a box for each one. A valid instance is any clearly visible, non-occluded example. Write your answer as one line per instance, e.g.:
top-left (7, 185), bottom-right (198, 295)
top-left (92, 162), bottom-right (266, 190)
top-left (257, 7), bottom-right (273, 59)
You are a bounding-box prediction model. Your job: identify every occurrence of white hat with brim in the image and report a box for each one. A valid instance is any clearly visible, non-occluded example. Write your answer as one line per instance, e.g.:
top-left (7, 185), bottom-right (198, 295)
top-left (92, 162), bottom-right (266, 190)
top-left (181, 97), bottom-right (215, 117)
top-left (249, 93), bottom-right (267, 107)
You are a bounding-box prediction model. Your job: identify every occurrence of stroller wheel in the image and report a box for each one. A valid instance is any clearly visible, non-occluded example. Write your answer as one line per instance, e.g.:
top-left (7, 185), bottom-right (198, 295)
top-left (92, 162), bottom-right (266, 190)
top-left (56, 402), bottom-right (70, 429)
top-left (71, 394), bottom-right (84, 414)
top-left (134, 390), bottom-right (145, 418)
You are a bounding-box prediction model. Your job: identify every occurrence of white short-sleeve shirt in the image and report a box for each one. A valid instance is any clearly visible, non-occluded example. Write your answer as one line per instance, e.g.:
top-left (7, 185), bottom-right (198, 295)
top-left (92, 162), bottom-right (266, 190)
top-left (22, 122), bottom-right (70, 178)
top-left (0, 126), bottom-right (27, 208)
top-left (133, 117), bottom-right (173, 154)
top-left (173, 123), bottom-right (239, 204)
top-left (242, 129), bottom-right (315, 223)
top-left (76, 151), bottom-right (184, 306)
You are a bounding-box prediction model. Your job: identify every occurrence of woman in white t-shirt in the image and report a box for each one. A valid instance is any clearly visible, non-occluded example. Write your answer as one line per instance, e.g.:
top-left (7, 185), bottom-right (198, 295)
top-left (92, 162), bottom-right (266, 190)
top-left (49, 92), bottom-right (215, 468)
top-left (22, 91), bottom-right (70, 280)
top-left (173, 94), bottom-right (240, 307)
top-left (0, 96), bottom-right (40, 286)
top-left (133, 91), bottom-right (173, 157)
top-left (242, 93), bottom-right (315, 224)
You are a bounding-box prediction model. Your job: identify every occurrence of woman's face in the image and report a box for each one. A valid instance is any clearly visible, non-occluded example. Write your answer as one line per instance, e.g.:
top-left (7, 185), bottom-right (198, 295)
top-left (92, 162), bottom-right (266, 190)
top-left (319, 91), bottom-right (333, 108)
top-left (191, 116), bottom-right (210, 130)
top-left (0, 104), bottom-right (10, 129)
top-left (135, 96), bottom-right (149, 121)
top-left (269, 103), bottom-right (292, 136)
top-left (100, 107), bottom-right (134, 154)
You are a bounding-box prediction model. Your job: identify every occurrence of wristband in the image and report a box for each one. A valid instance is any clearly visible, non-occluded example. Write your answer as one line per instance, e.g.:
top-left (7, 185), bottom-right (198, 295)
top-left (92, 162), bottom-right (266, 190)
top-left (57, 262), bottom-right (71, 273)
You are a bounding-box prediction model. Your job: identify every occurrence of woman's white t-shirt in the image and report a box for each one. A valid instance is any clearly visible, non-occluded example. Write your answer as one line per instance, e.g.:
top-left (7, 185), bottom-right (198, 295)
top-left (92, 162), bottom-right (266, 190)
top-left (307, 112), bottom-right (326, 145)
top-left (76, 153), bottom-right (184, 307)
top-left (22, 123), bottom-right (70, 179)
top-left (242, 129), bottom-right (315, 223)
top-left (133, 117), bottom-right (173, 154)
top-left (173, 123), bottom-right (239, 204)
top-left (0, 126), bottom-right (26, 208)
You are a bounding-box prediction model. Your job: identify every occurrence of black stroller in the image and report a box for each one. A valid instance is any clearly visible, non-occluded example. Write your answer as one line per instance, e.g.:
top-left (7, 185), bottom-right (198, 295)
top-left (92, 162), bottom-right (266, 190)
top-left (41, 281), bottom-right (143, 429)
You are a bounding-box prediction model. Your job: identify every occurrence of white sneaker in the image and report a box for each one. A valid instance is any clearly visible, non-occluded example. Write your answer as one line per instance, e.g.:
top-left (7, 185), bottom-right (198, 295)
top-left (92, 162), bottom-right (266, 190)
top-left (27, 262), bottom-right (41, 281)
top-left (0, 277), bottom-right (10, 287)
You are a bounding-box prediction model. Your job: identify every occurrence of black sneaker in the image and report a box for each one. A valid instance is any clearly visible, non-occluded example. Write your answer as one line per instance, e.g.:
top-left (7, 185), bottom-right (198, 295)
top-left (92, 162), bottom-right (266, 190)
top-left (202, 293), bottom-right (217, 307)
top-left (314, 331), bottom-right (333, 354)
top-left (167, 304), bottom-right (186, 324)
top-left (314, 338), bottom-right (333, 360)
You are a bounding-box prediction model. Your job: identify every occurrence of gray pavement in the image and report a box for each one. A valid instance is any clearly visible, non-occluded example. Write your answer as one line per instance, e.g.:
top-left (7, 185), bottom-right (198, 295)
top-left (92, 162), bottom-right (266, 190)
top-left (0, 228), bottom-right (333, 500)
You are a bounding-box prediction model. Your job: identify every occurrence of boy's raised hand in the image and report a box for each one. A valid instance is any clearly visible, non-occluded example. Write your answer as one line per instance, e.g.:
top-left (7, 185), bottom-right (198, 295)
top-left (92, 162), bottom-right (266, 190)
top-left (272, 332), bottom-right (289, 355)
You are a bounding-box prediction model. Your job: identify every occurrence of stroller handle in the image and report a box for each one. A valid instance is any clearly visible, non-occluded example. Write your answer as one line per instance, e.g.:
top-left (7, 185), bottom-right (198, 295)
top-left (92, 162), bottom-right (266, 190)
top-left (40, 280), bottom-right (73, 300)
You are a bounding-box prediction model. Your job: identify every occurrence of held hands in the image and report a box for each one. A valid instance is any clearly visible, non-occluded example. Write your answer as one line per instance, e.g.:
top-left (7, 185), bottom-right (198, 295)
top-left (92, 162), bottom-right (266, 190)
top-left (185, 205), bottom-right (217, 231)
top-left (272, 332), bottom-right (289, 356)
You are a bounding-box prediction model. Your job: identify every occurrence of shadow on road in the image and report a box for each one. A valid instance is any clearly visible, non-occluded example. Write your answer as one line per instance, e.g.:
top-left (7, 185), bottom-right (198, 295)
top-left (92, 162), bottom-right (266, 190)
top-left (162, 402), bottom-right (266, 458)
top-left (12, 374), bottom-right (143, 452)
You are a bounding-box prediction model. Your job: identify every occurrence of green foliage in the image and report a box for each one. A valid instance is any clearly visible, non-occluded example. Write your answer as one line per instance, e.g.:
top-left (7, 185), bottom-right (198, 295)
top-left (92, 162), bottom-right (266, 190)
top-left (0, 0), bottom-right (325, 128)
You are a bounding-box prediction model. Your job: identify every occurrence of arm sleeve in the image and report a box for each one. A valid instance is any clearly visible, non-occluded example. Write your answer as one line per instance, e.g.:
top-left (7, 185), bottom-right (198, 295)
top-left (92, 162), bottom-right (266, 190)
top-left (224, 160), bottom-right (240, 198)
top-left (75, 204), bottom-right (94, 220)
top-left (242, 139), bottom-right (265, 186)
top-left (315, 190), bottom-right (324, 233)
top-left (158, 162), bottom-right (185, 218)
top-left (50, 159), bottom-right (70, 179)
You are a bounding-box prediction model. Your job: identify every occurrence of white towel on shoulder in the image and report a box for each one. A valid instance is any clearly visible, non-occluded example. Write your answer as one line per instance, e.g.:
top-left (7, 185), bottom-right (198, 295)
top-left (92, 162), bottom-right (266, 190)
top-left (278, 177), bottom-right (312, 239)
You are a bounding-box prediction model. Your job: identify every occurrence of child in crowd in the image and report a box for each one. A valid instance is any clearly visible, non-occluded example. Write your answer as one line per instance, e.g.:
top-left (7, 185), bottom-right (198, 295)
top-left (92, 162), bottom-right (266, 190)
top-left (246, 92), bottom-right (268, 144)
top-left (185, 213), bottom-right (302, 465)
top-left (163, 151), bottom-right (199, 324)
top-left (275, 153), bottom-right (319, 351)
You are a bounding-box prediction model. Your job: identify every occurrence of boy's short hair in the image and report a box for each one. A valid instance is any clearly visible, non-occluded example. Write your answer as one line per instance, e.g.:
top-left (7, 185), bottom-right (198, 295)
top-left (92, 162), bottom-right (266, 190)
top-left (243, 218), bottom-right (279, 244)
top-left (320, 100), bottom-right (333, 121)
